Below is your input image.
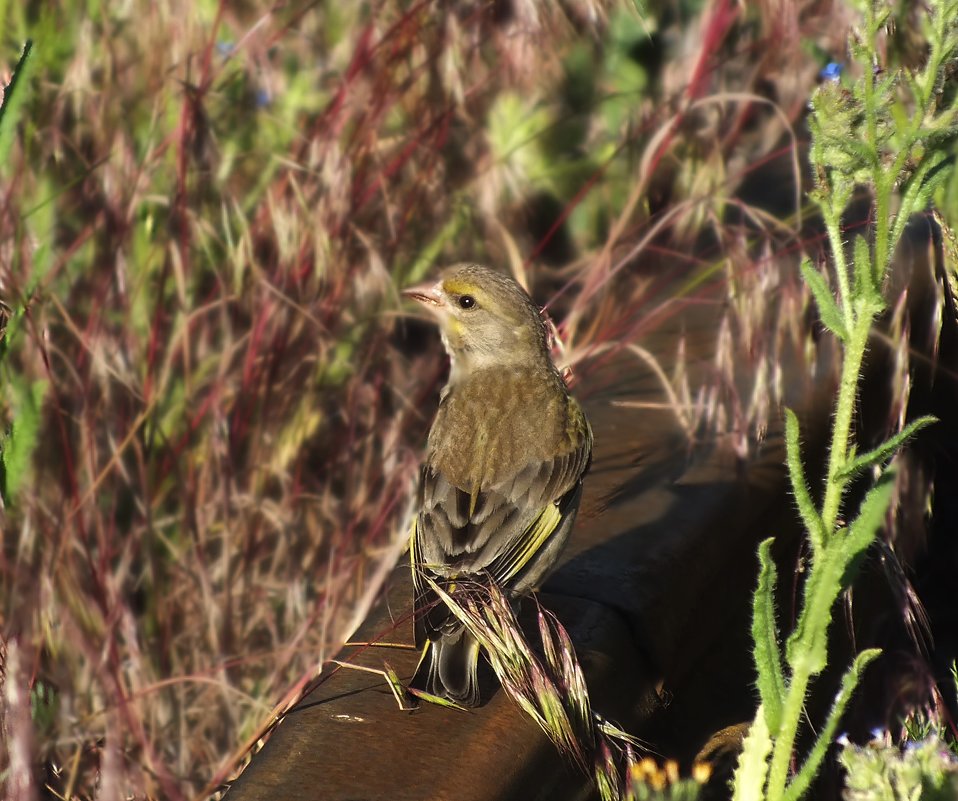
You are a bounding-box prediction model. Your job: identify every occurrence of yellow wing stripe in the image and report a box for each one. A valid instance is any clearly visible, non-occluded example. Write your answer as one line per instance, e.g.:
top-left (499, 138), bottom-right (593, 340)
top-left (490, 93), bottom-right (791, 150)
top-left (412, 498), bottom-right (564, 588)
top-left (410, 517), bottom-right (424, 597)
top-left (494, 501), bottom-right (562, 585)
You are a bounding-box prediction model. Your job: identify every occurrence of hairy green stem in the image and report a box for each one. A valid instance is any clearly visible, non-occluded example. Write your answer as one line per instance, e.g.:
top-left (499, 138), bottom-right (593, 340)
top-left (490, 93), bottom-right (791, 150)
top-left (767, 662), bottom-right (813, 800)
top-left (824, 212), bottom-right (853, 318)
top-left (820, 311), bottom-right (873, 535)
top-left (862, 5), bottom-right (880, 153)
top-left (874, 180), bottom-right (891, 282)
top-left (750, 2), bottom-right (958, 799)
top-left (769, 237), bottom-right (879, 801)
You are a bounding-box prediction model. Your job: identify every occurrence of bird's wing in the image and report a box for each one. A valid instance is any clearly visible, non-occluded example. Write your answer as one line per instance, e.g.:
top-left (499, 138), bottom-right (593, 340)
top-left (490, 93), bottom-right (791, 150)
top-left (415, 426), bottom-right (592, 586)
top-left (479, 442), bottom-right (590, 587)
top-left (412, 433), bottom-right (589, 649)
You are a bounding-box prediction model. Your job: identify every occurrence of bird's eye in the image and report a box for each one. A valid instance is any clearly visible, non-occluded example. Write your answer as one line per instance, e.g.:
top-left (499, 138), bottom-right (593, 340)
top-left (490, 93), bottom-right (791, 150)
top-left (457, 295), bottom-right (476, 309)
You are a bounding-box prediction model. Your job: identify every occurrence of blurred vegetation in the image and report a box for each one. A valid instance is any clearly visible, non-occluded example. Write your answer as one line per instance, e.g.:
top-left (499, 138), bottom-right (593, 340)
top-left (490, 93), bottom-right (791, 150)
top-left (840, 730), bottom-right (958, 801)
top-left (0, 0), bottom-right (954, 799)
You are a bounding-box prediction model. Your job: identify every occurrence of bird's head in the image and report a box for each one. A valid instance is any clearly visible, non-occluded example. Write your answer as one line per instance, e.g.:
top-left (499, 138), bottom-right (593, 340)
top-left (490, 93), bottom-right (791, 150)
top-left (403, 263), bottom-right (550, 379)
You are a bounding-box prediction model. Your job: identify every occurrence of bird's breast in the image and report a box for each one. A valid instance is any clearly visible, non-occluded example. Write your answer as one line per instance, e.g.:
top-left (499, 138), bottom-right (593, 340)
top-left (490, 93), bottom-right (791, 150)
top-left (427, 368), bottom-right (574, 492)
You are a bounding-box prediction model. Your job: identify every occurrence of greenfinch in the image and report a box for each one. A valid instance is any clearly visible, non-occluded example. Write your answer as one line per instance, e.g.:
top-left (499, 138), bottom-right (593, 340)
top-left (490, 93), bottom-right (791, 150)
top-left (404, 263), bottom-right (593, 706)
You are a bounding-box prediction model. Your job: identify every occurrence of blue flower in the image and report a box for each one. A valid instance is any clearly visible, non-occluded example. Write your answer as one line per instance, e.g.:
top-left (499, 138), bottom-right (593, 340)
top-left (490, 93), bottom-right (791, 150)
top-left (820, 62), bottom-right (843, 81)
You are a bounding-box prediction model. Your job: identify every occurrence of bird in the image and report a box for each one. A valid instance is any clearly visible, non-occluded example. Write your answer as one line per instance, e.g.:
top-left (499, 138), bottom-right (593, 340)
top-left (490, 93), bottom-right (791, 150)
top-left (403, 263), bottom-right (592, 707)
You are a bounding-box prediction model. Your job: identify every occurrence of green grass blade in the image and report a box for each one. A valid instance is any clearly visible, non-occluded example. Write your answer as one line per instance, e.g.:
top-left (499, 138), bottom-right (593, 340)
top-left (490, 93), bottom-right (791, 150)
top-left (0, 39), bottom-right (34, 170)
top-left (0, 377), bottom-right (48, 507)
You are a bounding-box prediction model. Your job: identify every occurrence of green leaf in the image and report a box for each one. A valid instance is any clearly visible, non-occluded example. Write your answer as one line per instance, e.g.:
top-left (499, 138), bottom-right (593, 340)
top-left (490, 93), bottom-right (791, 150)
top-left (785, 408), bottom-right (827, 552)
top-left (29, 679), bottom-right (59, 733)
top-left (732, 707), bottom-right (773, 801)
top-left (785, 560), bottom-right (828, 675)
top-left (752, 539), bottom-right (785, 732)
top-left (0, 39), bottom-right (34, 170)
top-left (832, 470), bottom-right (896, 583)
top-left (782, 648), bottom-right (881, 801)
top-left (0, 305), bottom-right (23, 364)
top-left (892, 151), bottom-right (952, 250)
top-left (800, 259), bottom-right (848, 341)
top-left (485, 92), bottom-right (555, 193)
top-left (785, 472), bottom-right (893, 675)
top-left (829, 136), bottom-right (878, 171)
top-left (0, 376), bottom-right (48, 506)
top-left (835, 416), bottom-right (937, 481)
top-left (912, 158), bottom-right (954, 213)
top-left (850, 234), bottom-right (880, 306)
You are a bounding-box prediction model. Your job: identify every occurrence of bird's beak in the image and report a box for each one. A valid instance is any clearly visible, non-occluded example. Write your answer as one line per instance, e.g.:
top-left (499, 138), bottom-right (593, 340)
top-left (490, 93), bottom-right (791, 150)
top-left (402, 280), bottom-right (444, 310)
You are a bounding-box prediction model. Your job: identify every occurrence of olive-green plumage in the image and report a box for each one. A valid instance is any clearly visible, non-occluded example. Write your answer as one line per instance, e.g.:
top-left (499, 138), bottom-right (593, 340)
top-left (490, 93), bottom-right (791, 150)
top-left (404, 263), bottom-right (592, 706)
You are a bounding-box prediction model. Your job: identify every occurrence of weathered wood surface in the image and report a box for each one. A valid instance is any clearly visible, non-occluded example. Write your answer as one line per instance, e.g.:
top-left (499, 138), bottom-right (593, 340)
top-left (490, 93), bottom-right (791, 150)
top-left (223, 286), bottom-right (836, 800)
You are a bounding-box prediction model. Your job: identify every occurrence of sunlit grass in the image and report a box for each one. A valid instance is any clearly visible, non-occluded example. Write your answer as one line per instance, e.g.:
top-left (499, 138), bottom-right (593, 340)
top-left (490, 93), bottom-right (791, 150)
top-left (0, 0), bottom-right (886, 798)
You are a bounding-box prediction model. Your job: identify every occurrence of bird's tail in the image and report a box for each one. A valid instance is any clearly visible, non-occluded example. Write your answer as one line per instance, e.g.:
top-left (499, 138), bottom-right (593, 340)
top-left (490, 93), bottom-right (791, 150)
top-left (410, 625), bottom-right (481, 707)
top-left (410, 526), bottom-right (483, 706)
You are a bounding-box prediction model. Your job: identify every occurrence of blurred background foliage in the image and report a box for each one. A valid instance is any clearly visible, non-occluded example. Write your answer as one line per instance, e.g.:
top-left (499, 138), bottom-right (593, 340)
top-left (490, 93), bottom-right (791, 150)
top-left (0, 0), bottom-right (954, 798)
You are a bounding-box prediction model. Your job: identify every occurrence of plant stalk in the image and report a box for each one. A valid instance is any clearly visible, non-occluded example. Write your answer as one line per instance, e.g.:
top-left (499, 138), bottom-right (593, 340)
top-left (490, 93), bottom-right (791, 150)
top-left (824, 212), bottom-right (852, 318)
top-left (766, 661), bottom-right (813, 800)
top-left (820, 311), bottom-right (874, 536)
